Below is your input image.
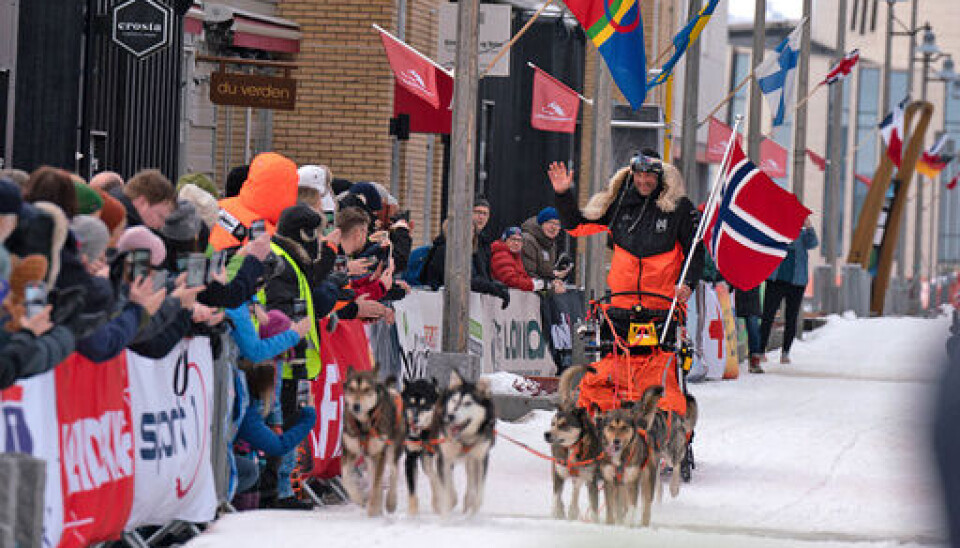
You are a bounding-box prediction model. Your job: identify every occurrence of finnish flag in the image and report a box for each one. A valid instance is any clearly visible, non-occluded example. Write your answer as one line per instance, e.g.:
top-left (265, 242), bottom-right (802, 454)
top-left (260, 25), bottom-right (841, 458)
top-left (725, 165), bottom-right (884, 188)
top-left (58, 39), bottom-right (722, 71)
top-left (755, 23), bottom-right (804, 127)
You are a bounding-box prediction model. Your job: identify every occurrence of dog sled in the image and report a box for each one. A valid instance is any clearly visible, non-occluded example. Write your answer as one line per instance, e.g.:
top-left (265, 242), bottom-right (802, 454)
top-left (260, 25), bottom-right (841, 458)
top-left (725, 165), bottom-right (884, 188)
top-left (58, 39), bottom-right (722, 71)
top-left (573, 290), bottom-right (697, 482)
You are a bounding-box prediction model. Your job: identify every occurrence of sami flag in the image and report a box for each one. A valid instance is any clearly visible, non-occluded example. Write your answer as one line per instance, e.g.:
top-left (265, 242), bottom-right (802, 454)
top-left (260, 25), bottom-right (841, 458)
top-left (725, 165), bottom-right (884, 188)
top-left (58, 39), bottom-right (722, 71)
top-left (704, 140), bottom-right (811, 290)
top-left (648, 0), bottom-right (719, 88)
top-left (561, 0), bottom-right (647, 109)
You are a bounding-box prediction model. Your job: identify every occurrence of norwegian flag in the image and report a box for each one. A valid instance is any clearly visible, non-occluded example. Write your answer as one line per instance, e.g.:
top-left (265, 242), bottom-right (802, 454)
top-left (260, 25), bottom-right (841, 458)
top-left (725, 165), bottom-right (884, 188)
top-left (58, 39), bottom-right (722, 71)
top-left (879, 97), bottom-right (908, 168)
top-left (704, 141), bottom-right (812, 291)
top-left (821, 49), bottom-right (860, 85)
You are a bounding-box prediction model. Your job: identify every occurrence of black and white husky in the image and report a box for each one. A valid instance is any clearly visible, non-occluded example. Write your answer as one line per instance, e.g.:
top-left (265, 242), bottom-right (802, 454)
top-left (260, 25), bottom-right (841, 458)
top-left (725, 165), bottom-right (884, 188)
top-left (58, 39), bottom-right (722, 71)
top-left (401, 378), bottom-right (443, 515)
top-left (437, 370), bottom-right (496, 516)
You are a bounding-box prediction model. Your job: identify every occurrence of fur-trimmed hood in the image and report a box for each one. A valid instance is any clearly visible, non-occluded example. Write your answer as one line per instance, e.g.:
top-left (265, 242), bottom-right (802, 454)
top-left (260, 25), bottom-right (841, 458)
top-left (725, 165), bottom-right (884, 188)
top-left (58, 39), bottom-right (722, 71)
top-left (581, 161), bottom-right (686, 220)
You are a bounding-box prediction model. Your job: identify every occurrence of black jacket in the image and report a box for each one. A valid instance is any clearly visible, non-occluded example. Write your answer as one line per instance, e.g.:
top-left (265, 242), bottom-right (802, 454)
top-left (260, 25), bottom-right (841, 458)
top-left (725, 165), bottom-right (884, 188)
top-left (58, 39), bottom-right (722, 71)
top-left (419, 232), bottom-right (503, 296)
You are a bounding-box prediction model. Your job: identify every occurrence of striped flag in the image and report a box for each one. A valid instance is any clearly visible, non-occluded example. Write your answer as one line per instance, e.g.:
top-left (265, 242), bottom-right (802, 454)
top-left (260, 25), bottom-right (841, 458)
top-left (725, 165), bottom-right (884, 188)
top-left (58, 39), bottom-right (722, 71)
top-left (755, 24), bottom-right (804, 127)
top-left (648, 0), bottom-right (719, 88)
top-left (879, 97), bottom-right (908, 168)
top-left (917, 134), bottom-right (954, 178)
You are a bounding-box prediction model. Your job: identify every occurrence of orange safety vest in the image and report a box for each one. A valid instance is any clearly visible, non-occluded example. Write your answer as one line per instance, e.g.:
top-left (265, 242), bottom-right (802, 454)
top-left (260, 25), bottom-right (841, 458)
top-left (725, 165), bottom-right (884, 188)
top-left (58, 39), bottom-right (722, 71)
top-left (208, 197), bottom-right (277, 251)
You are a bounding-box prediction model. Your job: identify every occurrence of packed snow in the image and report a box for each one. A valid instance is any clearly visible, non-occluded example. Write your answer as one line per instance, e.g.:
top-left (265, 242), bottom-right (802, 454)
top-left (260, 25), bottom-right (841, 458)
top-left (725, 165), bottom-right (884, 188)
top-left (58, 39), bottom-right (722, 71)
top-left (188, 312), bottom-right (953, 548)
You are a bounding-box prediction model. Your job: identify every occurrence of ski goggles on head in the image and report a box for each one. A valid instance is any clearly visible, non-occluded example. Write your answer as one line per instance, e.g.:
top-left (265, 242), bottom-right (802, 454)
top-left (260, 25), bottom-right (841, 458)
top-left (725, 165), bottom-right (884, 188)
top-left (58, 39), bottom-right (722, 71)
top-left (630, 154), bottom-right (663, 177)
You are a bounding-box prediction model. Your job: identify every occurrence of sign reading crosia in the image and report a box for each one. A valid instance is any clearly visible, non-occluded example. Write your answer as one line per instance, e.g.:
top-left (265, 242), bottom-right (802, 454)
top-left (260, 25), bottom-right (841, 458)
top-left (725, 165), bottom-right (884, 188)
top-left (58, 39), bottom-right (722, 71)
top-left (209, 72), bottom-right (297, 111)
top-left (112, 0), bottom-right (171, 58)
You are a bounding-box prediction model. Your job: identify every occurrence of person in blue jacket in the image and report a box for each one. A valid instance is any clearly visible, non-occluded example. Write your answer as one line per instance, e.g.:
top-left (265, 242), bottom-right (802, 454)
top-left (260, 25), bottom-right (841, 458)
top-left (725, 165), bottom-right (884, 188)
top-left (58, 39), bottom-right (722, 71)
top-left (759, 217), bottom-right (819, 364)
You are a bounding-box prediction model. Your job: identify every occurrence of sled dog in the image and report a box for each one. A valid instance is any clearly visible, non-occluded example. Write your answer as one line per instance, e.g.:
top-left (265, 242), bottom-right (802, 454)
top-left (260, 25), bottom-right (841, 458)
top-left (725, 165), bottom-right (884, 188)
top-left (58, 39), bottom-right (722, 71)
top-left (544, 365), bottom-right (602, 522)
top-left (595, 386), bottom-right (663, 526)
top-left (649, 393), bottom-right (698, 500)
top-left (401, 378), bottom-right (443, 515)
top-left (437, 369), bottom-right (496, 515)
top-left (341, 367), bottom-right (405, 517)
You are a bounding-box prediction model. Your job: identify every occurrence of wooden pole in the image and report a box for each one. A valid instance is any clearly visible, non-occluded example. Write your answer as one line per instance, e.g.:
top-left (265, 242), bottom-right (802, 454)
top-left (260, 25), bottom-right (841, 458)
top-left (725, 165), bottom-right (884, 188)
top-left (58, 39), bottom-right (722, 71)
top-left (482, 0), bottom-right (554, 76)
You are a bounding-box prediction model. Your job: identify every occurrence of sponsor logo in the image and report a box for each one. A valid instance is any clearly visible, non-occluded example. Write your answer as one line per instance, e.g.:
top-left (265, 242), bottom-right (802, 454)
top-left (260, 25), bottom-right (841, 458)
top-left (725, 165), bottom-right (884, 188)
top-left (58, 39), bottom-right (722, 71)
top-left (2, 386), bottom-right (33, 454)
top-left (493, 318), bottom-right (546, 362)
top-left (533, 101), bottom-right (574, 123)
top-left (310, 364), bottom-right (343, 459)
top-left (61, 411), bottom-right (134, 495)
top-left (655, 218), bottom-right (668, 233)
top-left (398, 69), bottom-right (434, 98)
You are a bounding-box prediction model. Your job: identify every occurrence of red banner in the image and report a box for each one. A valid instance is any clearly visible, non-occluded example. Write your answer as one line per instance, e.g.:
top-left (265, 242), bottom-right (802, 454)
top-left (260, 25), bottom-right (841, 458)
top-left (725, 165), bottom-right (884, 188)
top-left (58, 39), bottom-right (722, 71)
top-left (378, 28), bottom-right (440, 108)
top-left (306, 319), bottom-right (373, 480)
top-left (55, 352), bottom-right (134, 548)
top-left (530, 66), bottom-right (580, 134)
top-left (706, 117), bottom-right (787, 178)
top-left (394, 69), bottom-right (454, 135)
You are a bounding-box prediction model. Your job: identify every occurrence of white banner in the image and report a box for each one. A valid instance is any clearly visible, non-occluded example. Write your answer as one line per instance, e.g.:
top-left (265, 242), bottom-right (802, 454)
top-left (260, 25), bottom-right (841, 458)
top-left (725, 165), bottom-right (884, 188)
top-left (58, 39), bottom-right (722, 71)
top-left (0, 372), bottom-right (63, 548)
top-left (125, 338), bottom-right (217, 529)
top-left (698, 285), bottom-right (728, 380)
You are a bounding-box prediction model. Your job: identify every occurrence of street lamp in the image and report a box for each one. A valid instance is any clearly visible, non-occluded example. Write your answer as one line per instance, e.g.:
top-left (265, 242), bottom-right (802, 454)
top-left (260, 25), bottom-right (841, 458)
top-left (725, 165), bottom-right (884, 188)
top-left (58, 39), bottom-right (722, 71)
top-left (924, 55), bottom-right (958, 280)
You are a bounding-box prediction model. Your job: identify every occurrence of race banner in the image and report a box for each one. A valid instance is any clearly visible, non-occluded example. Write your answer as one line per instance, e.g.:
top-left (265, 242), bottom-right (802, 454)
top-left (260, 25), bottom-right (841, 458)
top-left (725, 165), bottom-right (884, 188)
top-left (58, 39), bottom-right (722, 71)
top-left (697, 284), bottom-right (728, 380)
top-left (55, 352), bottom-right (134, 548)
top-left (478, 289), bottom-right (555, 376)
top-left (393, 289), bottom-right (443, 381)
top-left (125, 339), bottom-right (217, 529)
top-left (307, 319), bottom-right (373, 480)
top-left (1, 373), bottom-right (64, 548)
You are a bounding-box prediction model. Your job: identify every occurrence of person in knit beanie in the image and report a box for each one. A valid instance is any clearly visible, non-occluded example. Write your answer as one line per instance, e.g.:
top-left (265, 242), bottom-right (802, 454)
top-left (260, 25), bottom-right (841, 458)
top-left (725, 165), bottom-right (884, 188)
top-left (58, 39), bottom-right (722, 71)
top-left (74, 182), bottom-right (104, 215)
top-left (117, 226), bottom-right (166, 267)
top-left (520, 206), bottom-right (567, 291)
top-left (94, 188), bottom-right (127, 246)
top-left (178, 183), bottom-right (219, 229)
top-left (177, 173), bottom-right (219, 199)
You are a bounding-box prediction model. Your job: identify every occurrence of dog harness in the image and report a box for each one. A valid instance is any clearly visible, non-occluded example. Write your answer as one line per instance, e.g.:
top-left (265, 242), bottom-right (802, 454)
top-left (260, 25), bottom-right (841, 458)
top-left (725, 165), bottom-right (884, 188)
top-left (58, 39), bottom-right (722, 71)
top-left (346, 392), bottom-right (404, 452)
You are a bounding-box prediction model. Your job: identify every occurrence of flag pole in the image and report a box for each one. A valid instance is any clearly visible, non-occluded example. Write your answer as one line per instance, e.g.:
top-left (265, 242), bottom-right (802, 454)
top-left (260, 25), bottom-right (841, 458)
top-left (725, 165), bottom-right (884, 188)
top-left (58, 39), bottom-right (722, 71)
top-left (482, 0), bottom-right (555, 77)
top-left (697, 71), bottom-right (753, 127)
top-left (659, 115), bottom-right (743, 345)
top-left (526, 62), bottom-right (594, 104)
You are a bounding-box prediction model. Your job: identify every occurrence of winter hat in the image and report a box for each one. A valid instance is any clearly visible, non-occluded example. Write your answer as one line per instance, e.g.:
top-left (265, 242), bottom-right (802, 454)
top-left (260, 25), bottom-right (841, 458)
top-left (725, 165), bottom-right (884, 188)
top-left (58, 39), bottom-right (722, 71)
top-left (70, 215), bottom-right (110, 265)
top-left (537, 207), bottom-right (559, 225)
top-left (474, 196), bottom-right (490, 210)
top-left (0, 178), bottom-right (23, 215)
top-left (297, 165), bottom-right (331, 195)
top-left (259, 309), bottom-right (293, 339)
top-left (74, 182), bottom-right (103, 215)
top-left (117, 226), bottom-right (166, 267)
top-left (502, 226), bottom-right (522, 240)
top-left (95, 189), bottom-right (126, 233)
top-left (178, 183), bottom-right (219, 229)
top-left (369, 182), bottom-right (399, 207)
top-left (161, 199), bottom-right (202, 242)
top-left (349, 182), bottom-right (383, 212)
top-left (177, 172), bottom-right (219, 199)
top-left (277, 204), bottom-right (323, 241)
top-left (224, 165), bottom-right (250, 198)
top-left (331, 178), bottom-right (353, 196)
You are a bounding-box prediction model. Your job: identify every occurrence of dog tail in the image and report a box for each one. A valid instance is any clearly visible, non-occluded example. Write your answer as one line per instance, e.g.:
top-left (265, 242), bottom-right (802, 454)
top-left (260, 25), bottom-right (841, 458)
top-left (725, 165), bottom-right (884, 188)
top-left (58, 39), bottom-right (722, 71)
top-left (684, 394), bottom-right (699, 431)
top-left (558, 365), bottom-right (596, 408)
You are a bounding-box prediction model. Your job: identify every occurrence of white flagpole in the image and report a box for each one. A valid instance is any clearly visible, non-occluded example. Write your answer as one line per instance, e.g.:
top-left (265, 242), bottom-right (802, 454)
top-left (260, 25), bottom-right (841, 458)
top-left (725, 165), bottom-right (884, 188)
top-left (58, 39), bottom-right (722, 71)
top-left (372, 23), bottom-right (455, 78)
top-left (526, 62), bottom-right (594, 105)
top-left (659, 115), bottom-right (743, 345)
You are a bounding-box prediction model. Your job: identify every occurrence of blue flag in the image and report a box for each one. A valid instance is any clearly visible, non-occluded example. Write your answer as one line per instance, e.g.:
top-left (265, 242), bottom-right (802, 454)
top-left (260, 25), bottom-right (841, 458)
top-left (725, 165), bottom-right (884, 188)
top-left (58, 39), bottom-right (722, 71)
top-left (648, 0), bottom-right (719, 88)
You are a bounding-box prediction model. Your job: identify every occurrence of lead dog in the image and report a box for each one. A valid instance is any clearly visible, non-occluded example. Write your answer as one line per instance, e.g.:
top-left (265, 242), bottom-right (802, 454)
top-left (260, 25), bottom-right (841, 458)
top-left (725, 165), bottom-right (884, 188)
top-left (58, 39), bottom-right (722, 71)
top-left (596, 386), bottom-right (663, 526)
top-left (544, 365), bottom-right (602, 522)
top-left (401, 378), bottom-right (443, 515)
top-left (341, 367), bottom-right (405, 517)
top-left (437, 370), bottom-right (496, 515)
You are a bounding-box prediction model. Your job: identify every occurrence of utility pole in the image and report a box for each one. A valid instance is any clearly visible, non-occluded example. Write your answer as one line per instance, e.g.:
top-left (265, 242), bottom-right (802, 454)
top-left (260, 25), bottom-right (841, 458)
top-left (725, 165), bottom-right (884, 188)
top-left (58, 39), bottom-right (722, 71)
top-left (825, 0), bottom-right (847, 271)
top-left (915, 43), bottom-right (928, 284)
top-left (908, 0), bottom-right (919, 284)
top-left (441, 0), bottom-right (480, 353)
top-left (680, 0), bottom-right (702, 196)
top-left (585, 59), bottom-right (612, 298)
top-left (792, 0), bottom-right (812, 204)
top-left (882, 0), bottom-right (907, 281)
top-left (747, 0), bottom-right (766, 161)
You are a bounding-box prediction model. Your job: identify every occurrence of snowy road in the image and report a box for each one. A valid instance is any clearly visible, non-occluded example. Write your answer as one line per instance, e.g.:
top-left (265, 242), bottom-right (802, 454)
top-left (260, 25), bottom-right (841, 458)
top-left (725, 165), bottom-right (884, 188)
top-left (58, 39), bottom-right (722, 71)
top-left (188, 313), bottom-right (953, 547)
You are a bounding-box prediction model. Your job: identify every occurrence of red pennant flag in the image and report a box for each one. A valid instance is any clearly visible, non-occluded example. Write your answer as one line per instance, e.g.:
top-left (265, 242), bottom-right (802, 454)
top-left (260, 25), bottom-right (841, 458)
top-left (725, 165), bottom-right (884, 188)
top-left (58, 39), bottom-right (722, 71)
top-left (704, 140), bottom-right (812, 290)
top-left (393, 70), bottom-right (454, 134)
top-left (705, 117), bottom-right (785, 177)
top-left (530, 66), bottom-right (580, 134)
top-left (855, 173), bottom-right (872, 186)
top-left (948, 173), bottom-right (959, 190)
top-left (805, 148), bottom-right (827, 171)
top-left (821, 49), bottom-right (860, 85)
top-left (378, 27), bottom-right (440, 109)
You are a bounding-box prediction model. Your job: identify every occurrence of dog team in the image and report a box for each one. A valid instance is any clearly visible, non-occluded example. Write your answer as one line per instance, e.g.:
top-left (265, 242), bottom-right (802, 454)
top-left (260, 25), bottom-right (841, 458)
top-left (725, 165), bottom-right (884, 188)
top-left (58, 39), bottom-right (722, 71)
top-left (340, 364), bottom-right (696, 527)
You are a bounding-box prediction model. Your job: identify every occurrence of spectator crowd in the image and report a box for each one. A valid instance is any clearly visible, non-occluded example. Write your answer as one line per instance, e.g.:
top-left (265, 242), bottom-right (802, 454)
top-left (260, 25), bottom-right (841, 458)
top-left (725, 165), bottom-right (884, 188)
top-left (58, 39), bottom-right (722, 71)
top-left (0, 152), bottom-right (570, 513)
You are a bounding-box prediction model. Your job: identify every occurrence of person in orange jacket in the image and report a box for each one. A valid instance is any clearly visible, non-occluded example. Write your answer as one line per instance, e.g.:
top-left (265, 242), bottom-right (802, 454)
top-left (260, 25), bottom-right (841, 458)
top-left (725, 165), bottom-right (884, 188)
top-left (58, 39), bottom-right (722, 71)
top-left (548, 151), bottom-right (702, 415)
top-left (209, 152), bottom-right (299, 251)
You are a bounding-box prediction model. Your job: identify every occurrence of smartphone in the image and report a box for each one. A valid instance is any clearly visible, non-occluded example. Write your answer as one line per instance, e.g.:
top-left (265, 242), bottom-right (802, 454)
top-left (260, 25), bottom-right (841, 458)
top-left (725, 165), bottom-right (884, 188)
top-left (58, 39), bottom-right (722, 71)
top-left (125, 248), bottom-right (152, 283)
top-left (249, 219), bottom-right (267, 240)
top-left (24, 282), bottom-right (47, 319)
top-left (334, 255), bottom-right (348, 273)
top-left (186, 253), bottom-right (208, 288)
top-left (296, 379), bottom-right (312, 407)
top-left (207, 250), bottom-right (227, 283)
top-left (292, 298), bottom-right (307, 322)
top-left (152, 269), bottom-right (168, 291)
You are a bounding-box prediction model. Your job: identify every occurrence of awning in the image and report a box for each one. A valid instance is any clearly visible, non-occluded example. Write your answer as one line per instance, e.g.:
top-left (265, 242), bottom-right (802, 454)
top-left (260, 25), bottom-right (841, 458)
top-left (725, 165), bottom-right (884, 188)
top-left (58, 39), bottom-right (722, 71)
top-left (201, 3), bottom-right (302, 54)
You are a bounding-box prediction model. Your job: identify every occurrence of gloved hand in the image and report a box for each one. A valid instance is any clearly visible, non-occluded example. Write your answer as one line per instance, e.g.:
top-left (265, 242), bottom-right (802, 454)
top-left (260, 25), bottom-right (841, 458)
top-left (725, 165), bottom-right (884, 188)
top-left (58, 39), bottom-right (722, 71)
top-left (492, 281), bottom-right (510, 309)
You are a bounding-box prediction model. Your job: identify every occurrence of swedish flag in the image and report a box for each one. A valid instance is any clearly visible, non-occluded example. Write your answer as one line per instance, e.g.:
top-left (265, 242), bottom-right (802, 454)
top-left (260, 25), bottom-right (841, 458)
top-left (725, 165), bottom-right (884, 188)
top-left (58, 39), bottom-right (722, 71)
top-left (561, 0), bottom-right (647, 109)
top-left (648, 0), bottom-right (719, 88)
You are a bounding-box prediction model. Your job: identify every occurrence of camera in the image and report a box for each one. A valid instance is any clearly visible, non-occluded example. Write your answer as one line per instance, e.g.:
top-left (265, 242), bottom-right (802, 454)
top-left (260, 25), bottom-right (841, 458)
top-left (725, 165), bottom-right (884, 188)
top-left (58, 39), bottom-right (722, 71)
top-left (24, 282), bottom-right (47, 319)
top-left (249, 219), bottom-right (267, 240)
top-left (555, 253), bottom-right (573, 272)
